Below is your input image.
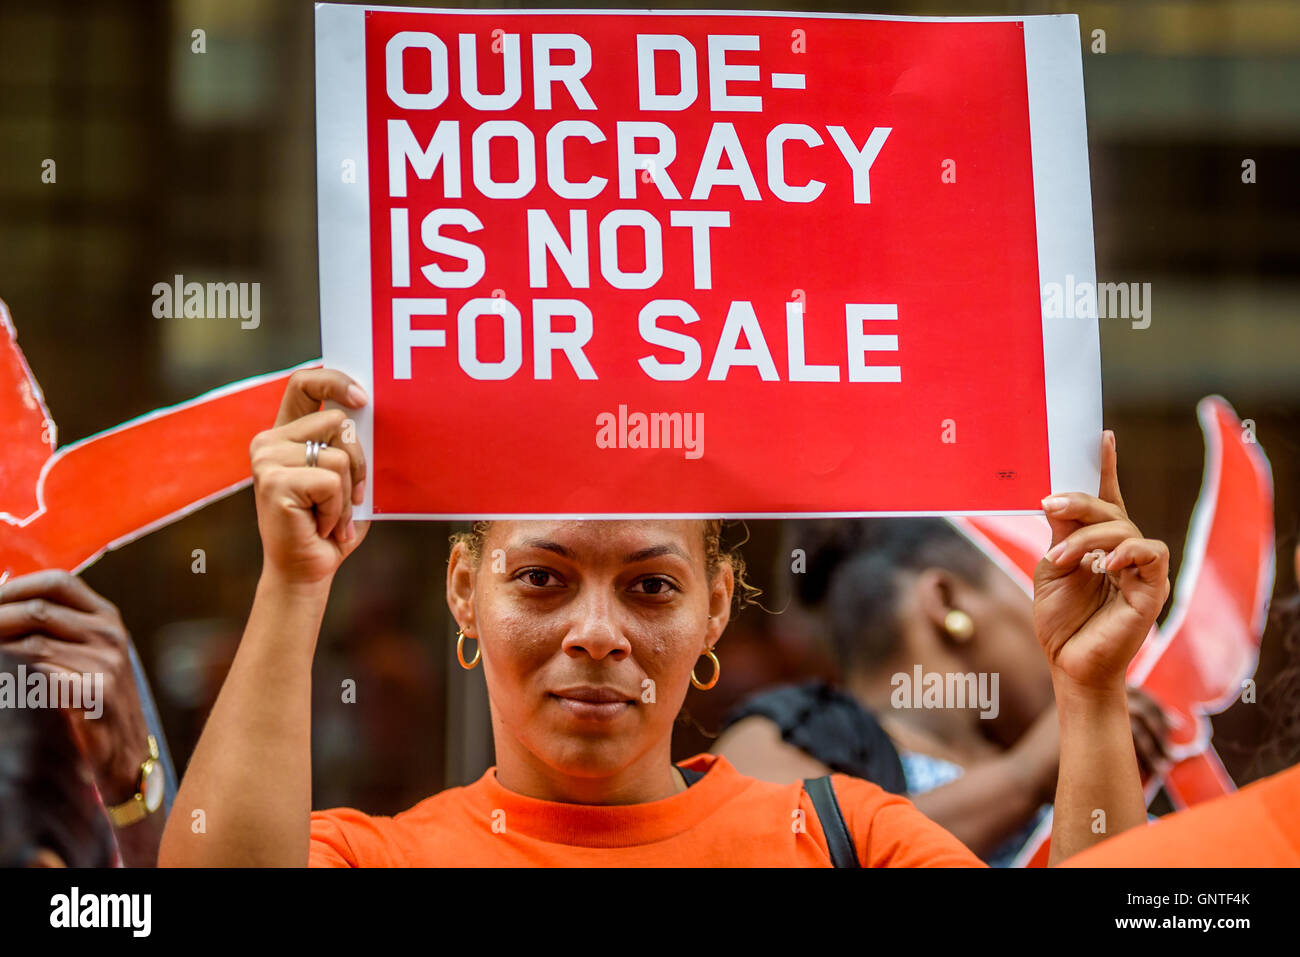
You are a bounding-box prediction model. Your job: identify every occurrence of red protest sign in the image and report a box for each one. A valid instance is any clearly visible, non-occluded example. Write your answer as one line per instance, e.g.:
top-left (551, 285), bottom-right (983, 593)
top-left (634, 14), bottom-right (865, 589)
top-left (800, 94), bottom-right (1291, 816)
top-left (315, 6), bottom-right (1101, 518)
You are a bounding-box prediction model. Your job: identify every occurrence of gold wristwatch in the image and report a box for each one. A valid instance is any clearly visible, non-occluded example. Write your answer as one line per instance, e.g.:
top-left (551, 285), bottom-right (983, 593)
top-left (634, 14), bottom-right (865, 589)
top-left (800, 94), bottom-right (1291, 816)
top-left (106, 735), bottom-right (164, 827)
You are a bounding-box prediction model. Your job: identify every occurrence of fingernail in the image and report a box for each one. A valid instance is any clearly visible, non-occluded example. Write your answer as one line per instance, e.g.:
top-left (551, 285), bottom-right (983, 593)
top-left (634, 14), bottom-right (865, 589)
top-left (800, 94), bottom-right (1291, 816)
top-left (347, 384), bottom-right (369, 406)
top-left (1046, 542), bottom-right (1068, 564)
top-left (343, 520), bottom-right (356, 542)
top-left (1042, 496), bottom-right (1068, 512)
top-left (353, 479), bottom-right (366, 505)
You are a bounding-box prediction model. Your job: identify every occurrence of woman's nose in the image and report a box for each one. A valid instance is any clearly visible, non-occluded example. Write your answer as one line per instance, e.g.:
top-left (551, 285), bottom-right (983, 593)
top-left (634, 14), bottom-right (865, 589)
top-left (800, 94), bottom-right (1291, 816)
top-left (560, 590), bottom-right (632, 661)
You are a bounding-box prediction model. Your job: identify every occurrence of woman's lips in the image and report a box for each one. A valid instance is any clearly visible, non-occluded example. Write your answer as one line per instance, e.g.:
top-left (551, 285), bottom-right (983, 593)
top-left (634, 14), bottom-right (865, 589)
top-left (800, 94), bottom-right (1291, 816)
top-left (549, 691), bottom-right (634, 721)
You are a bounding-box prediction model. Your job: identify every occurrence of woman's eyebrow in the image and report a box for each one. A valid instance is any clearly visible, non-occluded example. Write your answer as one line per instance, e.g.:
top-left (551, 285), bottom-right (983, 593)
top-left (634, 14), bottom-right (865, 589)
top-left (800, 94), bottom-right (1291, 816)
top-left (518, 539), bottom-right (573, 557)
top-left (512, 540), bottom-right (689, 564)
top-left (623, 544), bottom-right (690, 564)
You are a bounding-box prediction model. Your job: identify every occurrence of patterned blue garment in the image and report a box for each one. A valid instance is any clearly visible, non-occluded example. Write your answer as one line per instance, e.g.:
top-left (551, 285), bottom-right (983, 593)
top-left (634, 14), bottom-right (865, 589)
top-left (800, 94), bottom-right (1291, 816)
top-left (899, 751), bottom-right (1050, 868)
top-left (898, 751), bottom-right (964, 793)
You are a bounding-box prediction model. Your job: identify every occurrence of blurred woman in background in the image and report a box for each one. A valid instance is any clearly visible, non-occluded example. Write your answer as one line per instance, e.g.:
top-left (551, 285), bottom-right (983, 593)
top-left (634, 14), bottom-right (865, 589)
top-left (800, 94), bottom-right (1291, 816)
top-left (715, 518), bottom-right (1171, 865)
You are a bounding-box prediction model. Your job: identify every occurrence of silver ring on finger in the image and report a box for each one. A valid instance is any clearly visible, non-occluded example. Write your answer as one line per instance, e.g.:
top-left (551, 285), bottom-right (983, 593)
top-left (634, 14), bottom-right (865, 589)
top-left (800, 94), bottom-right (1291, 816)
top-left (305, 440), bottom-right (320, 468)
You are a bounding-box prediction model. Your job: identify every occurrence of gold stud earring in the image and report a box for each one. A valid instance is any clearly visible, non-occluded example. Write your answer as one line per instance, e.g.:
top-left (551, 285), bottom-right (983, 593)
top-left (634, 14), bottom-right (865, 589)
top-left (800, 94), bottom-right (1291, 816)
top-left (456, 629), bottom-right (481, 670)
top-left (691, 646), bottom-right (720, 691)
top-left (944, 609), bottom-right (975, 641)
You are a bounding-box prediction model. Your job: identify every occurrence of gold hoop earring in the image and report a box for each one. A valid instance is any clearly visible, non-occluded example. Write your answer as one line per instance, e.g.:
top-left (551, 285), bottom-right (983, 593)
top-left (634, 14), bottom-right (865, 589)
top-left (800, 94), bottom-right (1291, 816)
top-left (456, 629), bottom-right (481, 670)
top-left (691, 646), bottom-right (720, 691)
top-left (944, 609), bottom-right (975, 641)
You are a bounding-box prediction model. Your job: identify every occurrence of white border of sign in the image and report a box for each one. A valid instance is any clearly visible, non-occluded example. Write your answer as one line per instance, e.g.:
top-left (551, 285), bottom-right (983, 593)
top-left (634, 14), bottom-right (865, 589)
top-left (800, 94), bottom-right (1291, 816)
top-left (314, 4), bottom-right (1101, 520)
top-left (317, 3), bottom-right (376, 518)
top-left (1023, 16), bottom-right (1103, 503)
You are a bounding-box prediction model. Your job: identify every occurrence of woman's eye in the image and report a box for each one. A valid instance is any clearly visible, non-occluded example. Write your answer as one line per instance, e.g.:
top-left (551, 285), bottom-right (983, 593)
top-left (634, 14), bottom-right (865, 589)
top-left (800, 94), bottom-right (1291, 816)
top-left (631, 576), bottom-right (677, 596)
top-left (518, 569), bottom-right (559, 588)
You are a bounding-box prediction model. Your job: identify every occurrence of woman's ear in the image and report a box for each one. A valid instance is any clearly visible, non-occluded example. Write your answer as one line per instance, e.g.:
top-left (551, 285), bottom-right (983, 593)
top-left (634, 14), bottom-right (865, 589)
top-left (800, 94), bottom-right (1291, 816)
top-left (705, 561), bottom-right (735, 647)
top-left (446, 541), bottom-right (478, 634)
top-left (914, 568), bottom-right (975, 645)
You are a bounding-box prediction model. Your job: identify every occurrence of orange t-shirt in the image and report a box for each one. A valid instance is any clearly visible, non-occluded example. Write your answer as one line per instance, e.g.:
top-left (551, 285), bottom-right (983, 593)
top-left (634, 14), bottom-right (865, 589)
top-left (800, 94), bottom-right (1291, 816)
top-left (1064, 762), bottom-right (1300, 867)
top-left (309, 753), bottom-right (984, 867)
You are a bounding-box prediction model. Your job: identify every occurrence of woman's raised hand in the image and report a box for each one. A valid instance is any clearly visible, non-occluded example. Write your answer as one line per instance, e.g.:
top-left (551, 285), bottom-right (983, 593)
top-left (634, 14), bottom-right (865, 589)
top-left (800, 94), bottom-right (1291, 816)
top-left (1033, 431), bottom-right (1171, 694)
top-left (249, 369), bottom-right (370, 586)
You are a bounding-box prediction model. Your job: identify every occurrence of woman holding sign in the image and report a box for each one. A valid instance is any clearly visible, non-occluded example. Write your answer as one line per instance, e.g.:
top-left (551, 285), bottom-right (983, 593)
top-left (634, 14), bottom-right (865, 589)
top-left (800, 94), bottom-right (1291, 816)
top-left (159, 370), bottom-right (1169, 867)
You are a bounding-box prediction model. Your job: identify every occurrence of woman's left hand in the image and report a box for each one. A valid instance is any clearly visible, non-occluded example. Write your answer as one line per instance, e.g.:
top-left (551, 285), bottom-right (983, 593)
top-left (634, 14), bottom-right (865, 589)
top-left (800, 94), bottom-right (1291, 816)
top-left (1033, 431), bottom-right (1171, 694)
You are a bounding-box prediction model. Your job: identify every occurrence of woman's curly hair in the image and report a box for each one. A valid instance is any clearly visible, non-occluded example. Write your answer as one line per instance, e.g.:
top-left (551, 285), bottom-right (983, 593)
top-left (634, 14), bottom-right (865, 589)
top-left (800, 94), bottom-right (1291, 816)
top-left (449, 519), bottom-right (761, 610)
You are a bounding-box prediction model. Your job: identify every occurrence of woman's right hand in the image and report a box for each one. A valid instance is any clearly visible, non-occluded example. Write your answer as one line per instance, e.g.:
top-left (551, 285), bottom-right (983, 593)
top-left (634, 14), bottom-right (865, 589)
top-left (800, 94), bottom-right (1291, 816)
top-left (249, 368), bottom-right (370, 586)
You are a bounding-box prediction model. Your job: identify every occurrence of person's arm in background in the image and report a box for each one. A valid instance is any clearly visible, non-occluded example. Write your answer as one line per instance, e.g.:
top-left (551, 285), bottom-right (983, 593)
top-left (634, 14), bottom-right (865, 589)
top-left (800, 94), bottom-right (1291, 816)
top-left (1036, 431), bottom-right (1170, 865)
top-left (159, 370), bottom-right (368, 867)
top-left (912, 687), bottom-right (1168, 858)
top-left (0, 570), bottom-right (168, 867)
top-left (908, 706), bottom-right (1057, 856)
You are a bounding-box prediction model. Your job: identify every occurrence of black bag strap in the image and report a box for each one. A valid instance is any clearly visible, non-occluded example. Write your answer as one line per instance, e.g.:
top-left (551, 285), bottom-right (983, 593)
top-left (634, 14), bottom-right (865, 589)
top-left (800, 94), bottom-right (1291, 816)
top-left (804, 775), bottom-right (860, 868)
top-left (677, 764), bottom-right (705, 787)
